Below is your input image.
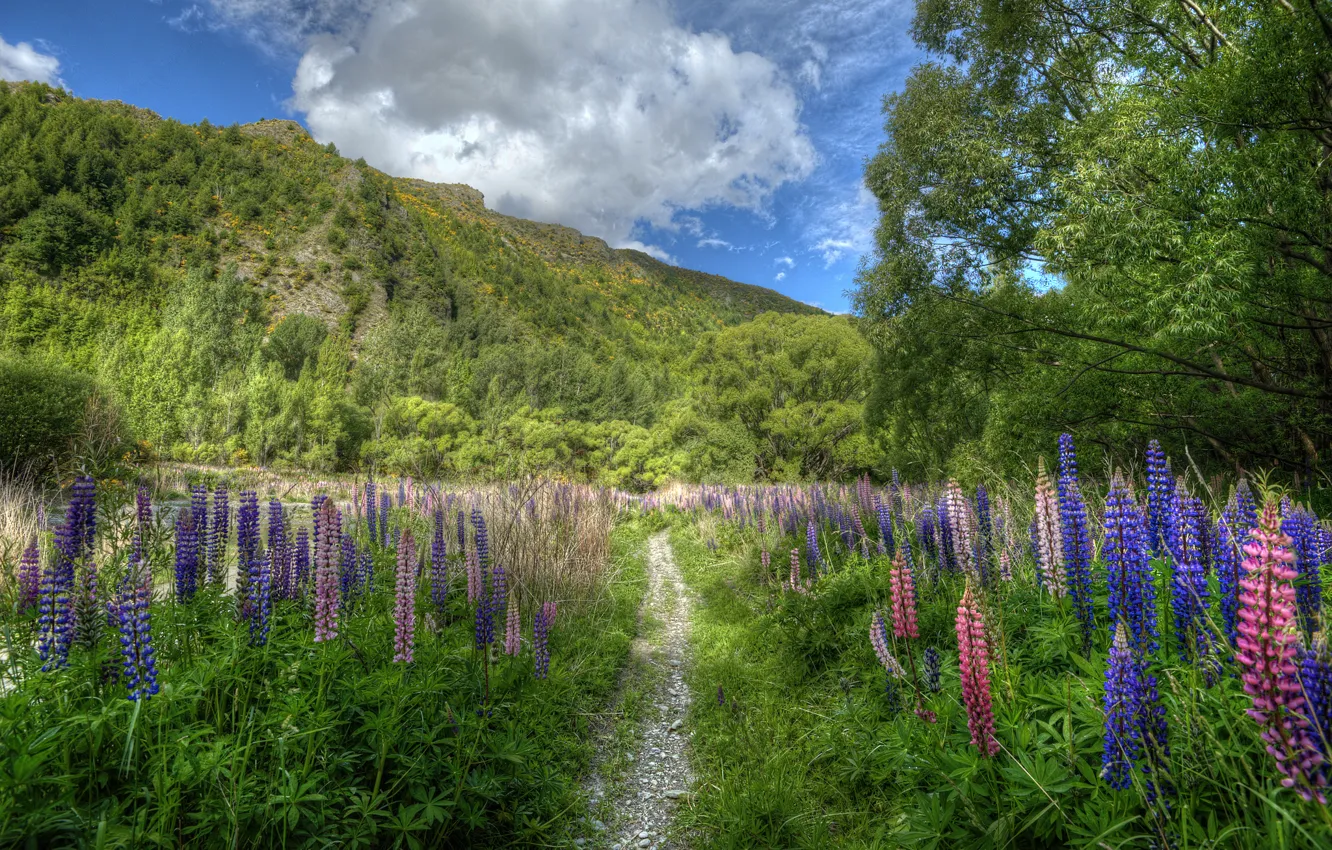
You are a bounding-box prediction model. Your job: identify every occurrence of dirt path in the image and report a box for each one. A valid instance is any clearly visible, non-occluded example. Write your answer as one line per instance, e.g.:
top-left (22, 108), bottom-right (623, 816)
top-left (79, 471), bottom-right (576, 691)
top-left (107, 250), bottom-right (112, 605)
top-left (579, 531), bottom-right (695, 850)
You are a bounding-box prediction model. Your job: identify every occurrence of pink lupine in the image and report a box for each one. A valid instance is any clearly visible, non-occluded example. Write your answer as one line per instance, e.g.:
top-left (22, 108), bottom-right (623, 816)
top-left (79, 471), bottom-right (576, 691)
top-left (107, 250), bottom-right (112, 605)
top-left (944, 481), bottom-right (976, 577)
top-left (956, 585), bottom-right (1000, 757)
top-left (1235, 502), bottom-right (1327, 802)
top-left (393, 530), bottom-right (417, 663)
top-left (1033, 459), bottom-right (1065, 597)
top-left (889, 551), bottom-right (919, 639)
top-left (504, 592), bottom-right (521, 656)
top-left (313, 498), bottom-right (340, 642)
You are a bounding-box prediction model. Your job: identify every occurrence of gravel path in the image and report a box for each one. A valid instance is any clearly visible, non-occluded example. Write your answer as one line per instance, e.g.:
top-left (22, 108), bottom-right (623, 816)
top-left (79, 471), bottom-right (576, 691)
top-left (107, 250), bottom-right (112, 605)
top-left (580, 531), bottom-right (695, 850)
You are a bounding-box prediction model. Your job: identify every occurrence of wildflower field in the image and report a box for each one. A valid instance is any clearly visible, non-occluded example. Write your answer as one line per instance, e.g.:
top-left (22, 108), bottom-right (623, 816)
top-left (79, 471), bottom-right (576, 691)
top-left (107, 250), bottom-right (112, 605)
top-left (3, 431), bottom-right (1332, 848)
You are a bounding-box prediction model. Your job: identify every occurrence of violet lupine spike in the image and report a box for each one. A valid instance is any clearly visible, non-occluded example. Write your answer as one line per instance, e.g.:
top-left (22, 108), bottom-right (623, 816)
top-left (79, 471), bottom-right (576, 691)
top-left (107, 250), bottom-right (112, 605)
top-left (943, 481), bottom-right (976, 579)
top-left (394, 530), bottom-right (417, 663)
top-left (18, 537), bottom-right (41, 611)
top-left (267, 499), bottom-right (286, 557)
top-left (1216, 495), bottom-right (1245, 646)
top-left (1235, 502), bottom-right (1327, 802)
top-left (115, 567), bottom-right (159, 701)
top-left (174, 509), bottom-right (200, 603)
top-left (956, 585), bottom-right (1000, 757)
top-left (1283, 507), bottom-right (1323, 638)
top-left (504, 592), bottom-right (521, 656)
top-left (294, 527), bottom-right (310, 594)
top-left (806, 520), bottom-right (822, 576)
top-left (919, 510), bottom-right (937, 567)
top-left (1145, 440), bottom-right (1171, 559)
top-left (379, 491), bottom-right (390, 547)
top-left (340, 532), bottom-right (358, 608)
top-left (313, 498), bottom-right (341, 643)
top-left (533, 601), bottom-right (556, 679)
top-left (1057, 434), bottom-right (1095, 650)
top-left (1103, 476), bottom-right (1158, 655)
top-left (874, 495), bottom-right (895, 557)
top-left (236, 492), bottom-right (260, 614)
top-left (889, 551), bottom-right (919, 639)
top-left (976, 484), bottom-right (993, 586)
top-left (36, 555), bottom-right (73, 671)
top-left (209, 485), bottom-right (229, 584)
top-left (360, 549), bottom-right (374, 595)
top-left (473, 508), bottom-right (490, 568)
top-left (923, 646), bottom-right (941, 693)
top-left (851, 508), bottom-right (869, 558)
top-left (431, 509), bottom-right (447, 611)
top-left (456, 509), bottom-right (466, 551)
top-left (1169, 483), bottom-right (1214, 666)
top-left (135, 484), bottom-right (153, 537)
top-left (190, 484), bottom-right (208, 545)
top-left (936, 500), bottom-right (957, 575)
top-left (1102, 623), bottom-right (1143, 790)
top-left (365, 481), bottom-right (377, 542)
top-left (248, 550), bottom-right (272, 647)
top-left (1300, 640), bottom-right (1332, 762)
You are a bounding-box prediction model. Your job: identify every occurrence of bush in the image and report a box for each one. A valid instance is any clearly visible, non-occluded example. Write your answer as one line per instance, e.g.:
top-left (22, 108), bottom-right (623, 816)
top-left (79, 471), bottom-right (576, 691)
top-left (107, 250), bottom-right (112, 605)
top-left (0, 357), bottom-right (98, 474)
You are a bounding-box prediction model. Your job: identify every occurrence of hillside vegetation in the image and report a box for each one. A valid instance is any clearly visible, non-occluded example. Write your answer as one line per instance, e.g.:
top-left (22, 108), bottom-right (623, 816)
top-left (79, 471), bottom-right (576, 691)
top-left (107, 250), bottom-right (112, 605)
top-left (0, 82), bottom-right (873, 486)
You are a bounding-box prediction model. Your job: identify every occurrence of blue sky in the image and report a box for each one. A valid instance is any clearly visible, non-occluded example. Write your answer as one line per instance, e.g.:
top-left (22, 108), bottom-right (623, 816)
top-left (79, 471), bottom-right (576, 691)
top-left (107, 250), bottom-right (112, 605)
top-left (0, 1), bottom-right (923, 313)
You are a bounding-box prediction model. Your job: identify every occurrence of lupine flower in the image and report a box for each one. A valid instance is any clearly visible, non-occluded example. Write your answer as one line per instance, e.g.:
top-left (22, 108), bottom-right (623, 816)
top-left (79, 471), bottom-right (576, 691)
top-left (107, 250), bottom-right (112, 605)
top-left (851, 508), bottom-right (869, 558)
top-left (473, 508), bottom-right (490, 567)
top-left (115, 566), bottom-right (159, 701)
top-left (1283, 507), bottom-right (1323, 638)
top-left (18, 537), bottom-right (41, 611)
top-left (267, 500), bottom-right (286, 557)
top-left (869, 610), bottom-right (900, 674)
top-left (976, 484), bottom-right (993, 585)
top-left (36, 556), bottom-right (73, 671)
top-left (956, 585), bottom-right (1000, 757)
top-left (248, 550), bottom-right (272, 647)
top-left (1057, 434), bottom-right (1095, 650)
top-left (430, 509), bottom-right (448, 616)
top-left (474, 576), bottom-right (494, 651)
top-left (785, 548), bottom-right (807, 594)
top-left (294, 527), bottom-right (310, 593)
top-left (533, 601), bottom-right (557, 678)
top-left (209, 485), bottom-right (229, 584)
top-left (806, 519), bottom-right (822, 575)
top-left (999, 551), bottom-right (1012, 582)
top-left (919, 510), bottom-right (938, 567)
top-left (936, 499), bottom-right (958, 575)
top-left (874, 495), bottom-right (895, 557)
top-left (1169, 483), bottom-right (1214, 666)
top-left (1216, 495), bottom-right (1245, 645)
top-left (1103, 476), bottom-right (1158, 654)
top-left (465, 546), bottom-right (482, 606)
top-left (884, 676), bottom-right (903, 715)
top-left (490, 561), bottom-right (508, 642)
top-left (174, 509), bottom-right (200, 603)
top-left (378, 491), bottom-right (390, 547)
top-left (456, 509), bottom-right (466, 551)
top-left (1145, 439), bottom-right (1172, 558)
top-left (923, 646), bottom-right (941, 693)
top-left (339, 532), bottom-right (358, 607)
top-left (1102, 623), bottom-right (1145, 789)
top-left (1299, 639), bottom-right (1332, 761)
top-left (889, 551), bottom-right (919, 639)
top-left (313, 498), bottom-right (341, 642)
top-left (1235, 502), bottom-right (1327, 802)
top-left (394, 530), bottom-right (417, 663)
top-left (365, 481), bottom-right (377, 542)
top-left (760, 548), bottom-right (771, 575)
top-left (236, 492), bottom-right (260, 613)
top-left (135, 484), bottom-right (153, 535)
top-left (190, 485), bottom-right (208, 545)
top-left (504, 592), bottom-right (522, 656)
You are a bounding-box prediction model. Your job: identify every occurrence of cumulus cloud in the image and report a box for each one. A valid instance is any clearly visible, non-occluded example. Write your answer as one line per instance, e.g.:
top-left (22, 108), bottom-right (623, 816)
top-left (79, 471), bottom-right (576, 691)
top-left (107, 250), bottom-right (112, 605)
top-left (0, 34), bottom-right (62, 86)
top-left (212, 0), bottom-right (817, 252)
top-left (775, 271), bottom-right (786, 281)
top-left (775, 255), bottom-right (794, 268)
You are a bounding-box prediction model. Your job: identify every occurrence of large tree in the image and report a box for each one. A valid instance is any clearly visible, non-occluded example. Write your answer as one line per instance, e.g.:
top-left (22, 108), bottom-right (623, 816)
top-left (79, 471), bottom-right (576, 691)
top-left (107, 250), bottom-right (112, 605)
top-left (856, 0), bottom-right (1332, 473)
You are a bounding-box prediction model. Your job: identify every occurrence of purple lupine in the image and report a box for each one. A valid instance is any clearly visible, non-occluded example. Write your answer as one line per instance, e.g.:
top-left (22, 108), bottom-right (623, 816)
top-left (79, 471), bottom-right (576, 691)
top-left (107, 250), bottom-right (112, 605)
top-left (365, 481), bottom-right (377, 542)
top-left (491, 561), bottom-right (508, 639)
top-left (1145, 440), bottom-right (1171, 559)
top-left (294, 527), bottom-right (311, 594)
top-left (248, 550), bottom-right (272, 646)
top-left (174, 509), bottom-right (200, 603)
top-left (115, 566), bottom-right (160, 701)
top-left (923, 645), bottom-right (941, 693)
top-left (1300, 640), bottom-right (1332, 761)
top-left (456, 509), bottom-right (466, 551)
top-left (360, 549), bottom-right (374, 595)
top-left (1283, 507), bottom-right (1323, 638)
top-left (267, 500), bottom-right (286, 558)
top-left (1057, 434), bottom-right (1095, 651)
top-left (394, 530), bottom-right (417, 663)
top-left (919, 509), bottom-right (938, 568)
top-left (473, 507), bottom-right (490, 567)
top-left (976, 484), bottom-right (993, 586)
top-left (378, 491), bottom-right (390, 547)
top-left (135, 484), bottom-right (153, 537)
top-left (936, 498), bottom-right (958, 575)
top-left (874, 495), bottom-right (895, 557)
top-left (36, 553), bottom-right (73, 671)
top-left (431, 509), bottom-right (448, 616)
top-left (18, 537), bottom-right (41, 611)
top-left (340, 531), bottom-right (360, 608)
top-left (313, 498), bottom-right (341, 642)
top-left (190, 485), bottom-right (209, 550)
top-left (1169, 483), bottom-right (1214, 666)
top-left (1216, 484), bottom-right (1256, 646)
top-left (533, 601), bottom-right (556, 679)
top-left (70, 476), bottom-right (96, 560)
top-left (1102, 624), bottom-right (1143, 790)
top-left (236, 492), bottom-right (260, 613)
top-left (806, 519), bottom-right (822, 575)
top-left (1103, 476), bottom-right (1158, 655)
top-left (209, 485), bottom-right (229, 584)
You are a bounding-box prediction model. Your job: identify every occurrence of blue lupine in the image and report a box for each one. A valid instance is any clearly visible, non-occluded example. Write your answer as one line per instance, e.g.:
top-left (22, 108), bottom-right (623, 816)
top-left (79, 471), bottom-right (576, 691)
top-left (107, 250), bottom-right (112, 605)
top-left (36, 555), bottom-right (73, 671)
top-left (1168, 484), bottom-right (1214, 668)
top-left (1300, 641), bottom-right (1332, 762)
top-left (976, 484), bottom-right (993, 586)
top-left (190, 485), bottom-right (209, 549)
top-left (923, 646), bottom-right (941, 693)
top-left (174, 509), bottom-right (200, 602)
top-left (360, 549), bottom-right (374, 595)
top-left (456, 509), bottom-right (466, 551)
top-left (248, 550), bottom-right (272, 646)
top-left (1284, 507), bottom-right (1323, 638)
top-left (294, 527), bottom-right (311, 594)
top-left (1145, 440), bottom-right (1171, 559)
top-left (267, 500), bottom-right (286, 558)
top-left (236, 492), bottom-right (260, 616)
top-left (209, 485), bottom-right (229, 584)
top-left (473, 507), bottom-right (490, 567)
top-left (1103, 478), bottom-right (1158, 654)
top-left (806, 519), bottom-right (822, 575)
top-left (431, 509), bottom-right (448, 615)
top-left (1057, 434), bottom-right (1095, 651)
top-left (1103, 624), bottom-right (1144, 790)
top-left (365, 481), bottom-right (378, 542)
top-left (874, 495), bottom-right (895, 556)
top-left (340, 532), bottom-right (358, 608)
top-left (936, 500), bottom-right (957, 575)
top-left (474, 586), bottom-right (495, 650)
top-left (115, 567), bottom-right (159, 700)
top-left (379, 491), bottom-right (390, 547)
top-left (1216, 494), bottom-right (1245, 645)
top-left (884, 676), bottom-right (902, 715)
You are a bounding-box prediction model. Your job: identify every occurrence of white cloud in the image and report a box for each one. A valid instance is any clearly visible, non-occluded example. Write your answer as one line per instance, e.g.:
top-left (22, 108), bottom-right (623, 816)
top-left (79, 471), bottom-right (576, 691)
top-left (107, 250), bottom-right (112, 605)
top-left (775, 271), bottom-right (786, 281)
top-left (698, 237), bottom-right (732, 250)
top-left (0, 34), bottom-right (62, 86)
top-left (807, 183), bottom-right (876, 266)
top-left (168, 4), bottom-right (208, 32)
top-left (620, 240), bottom-right (678, 265)
top-left (211, 1), bottom-right (817, 250)
top-left (775, 255), bottom-right (794, 268)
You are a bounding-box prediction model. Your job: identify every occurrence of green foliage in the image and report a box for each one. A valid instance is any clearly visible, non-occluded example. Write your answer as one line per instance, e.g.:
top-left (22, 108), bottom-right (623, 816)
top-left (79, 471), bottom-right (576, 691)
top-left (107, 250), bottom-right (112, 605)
top-left (856, 1), bottom-right (1332, 479)
top-left (0, 356), bottom-right (100, 473)
top-left (264, 313), bottom-right (328, 380)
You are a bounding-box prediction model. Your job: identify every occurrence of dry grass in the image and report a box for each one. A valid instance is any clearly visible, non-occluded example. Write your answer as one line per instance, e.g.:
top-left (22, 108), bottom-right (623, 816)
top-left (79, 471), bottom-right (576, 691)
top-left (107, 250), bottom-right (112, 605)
top-left (0, 479), bottom-right (41, 589)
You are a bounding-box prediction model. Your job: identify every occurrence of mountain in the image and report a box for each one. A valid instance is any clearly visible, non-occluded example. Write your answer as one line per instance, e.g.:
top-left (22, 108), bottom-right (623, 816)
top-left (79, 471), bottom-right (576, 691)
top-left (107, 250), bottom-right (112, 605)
top-left (0, 82), bottom-right (872, 486)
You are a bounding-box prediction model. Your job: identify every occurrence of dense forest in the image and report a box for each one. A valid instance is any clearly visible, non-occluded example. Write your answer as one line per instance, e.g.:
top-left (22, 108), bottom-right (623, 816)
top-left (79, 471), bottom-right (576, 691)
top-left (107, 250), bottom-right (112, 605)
top-left (0, 81), bottom-right (869, 487)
